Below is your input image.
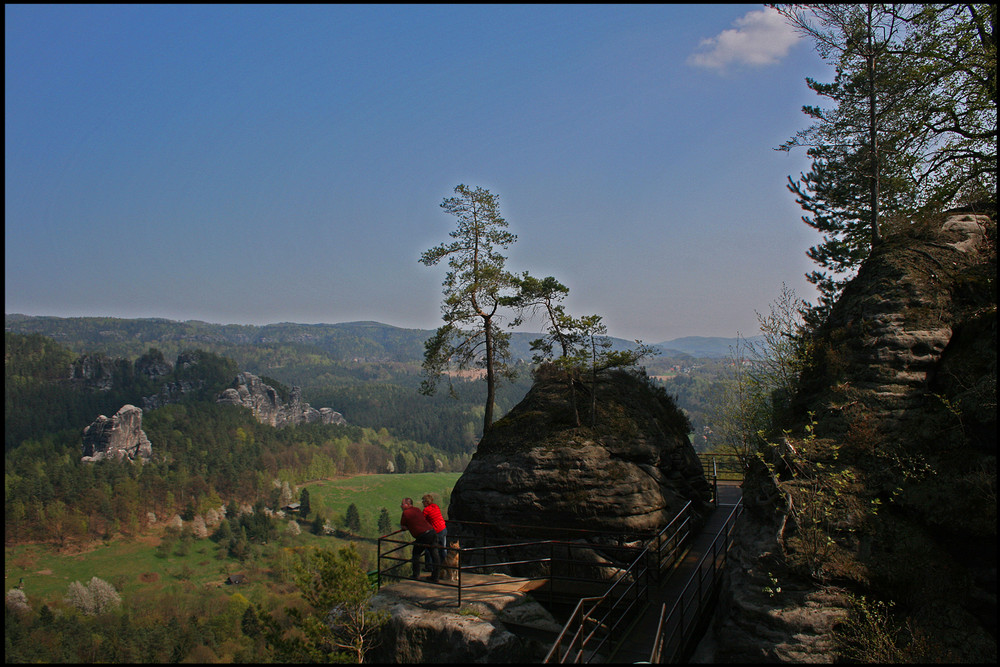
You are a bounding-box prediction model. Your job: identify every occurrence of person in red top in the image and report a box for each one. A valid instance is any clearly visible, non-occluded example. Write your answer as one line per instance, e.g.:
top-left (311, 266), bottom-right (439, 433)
top-left (399, 497), bottom-right (440, 581)
top-left (421, 493), bottom-right (447, 572)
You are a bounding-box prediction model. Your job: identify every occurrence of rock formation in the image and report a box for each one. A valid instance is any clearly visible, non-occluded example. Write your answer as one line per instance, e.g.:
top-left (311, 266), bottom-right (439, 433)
top-left (449, 368), bottom-right (712, 537)
top-left (81, 404), bottom-right (153, 463)
top-left (69, 353), bottom-right (122, 391)
top-left (369, 582), bottom-right (562, 663)
top-left (216, 372), bottom-right (346, 428)
top-left (141, 380), bottom-right (204, 410)
top-left (699, 210), bottom-right (996, 663)
top-left (135, 348), bottom-right (173, 379)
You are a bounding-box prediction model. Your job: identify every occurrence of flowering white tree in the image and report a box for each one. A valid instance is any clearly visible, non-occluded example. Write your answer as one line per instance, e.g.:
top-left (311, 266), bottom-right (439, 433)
top-left (6, 588), bottom-right (30, 615)
top-left (65, 577), bottom-right (121, 615)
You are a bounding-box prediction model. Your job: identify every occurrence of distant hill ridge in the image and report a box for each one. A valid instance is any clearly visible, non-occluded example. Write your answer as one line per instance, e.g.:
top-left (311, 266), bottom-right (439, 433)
top-left (5, 314), bottom-right (748, 360)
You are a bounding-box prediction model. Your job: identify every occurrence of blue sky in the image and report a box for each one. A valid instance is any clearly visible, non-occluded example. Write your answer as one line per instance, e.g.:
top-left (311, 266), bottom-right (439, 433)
top-left (5, 4), bottom-right (831, 342)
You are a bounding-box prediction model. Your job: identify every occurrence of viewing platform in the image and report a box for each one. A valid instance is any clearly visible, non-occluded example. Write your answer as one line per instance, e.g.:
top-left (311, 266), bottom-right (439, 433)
top-left (373, 454), bottom-right (745, 663)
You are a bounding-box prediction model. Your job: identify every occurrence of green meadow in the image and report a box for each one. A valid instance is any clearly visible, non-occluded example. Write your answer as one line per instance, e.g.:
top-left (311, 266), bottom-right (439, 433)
top-left (305, 471), bottom-right (460, 536)
top-left (4, 472), bottom-right (462, 609)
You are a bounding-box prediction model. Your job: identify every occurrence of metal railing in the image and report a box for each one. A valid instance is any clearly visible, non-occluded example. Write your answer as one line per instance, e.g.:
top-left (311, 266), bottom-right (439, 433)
top-left (374, 467), bottom-right (738, 664)
top-left (542, 501), bottom-right (695, 663)
top-left (697, 452), bottom-right (746, 483)
top-left (376, 521), bottom-right (657, 608)
top-left (648, 499), bottom-right (743, 663)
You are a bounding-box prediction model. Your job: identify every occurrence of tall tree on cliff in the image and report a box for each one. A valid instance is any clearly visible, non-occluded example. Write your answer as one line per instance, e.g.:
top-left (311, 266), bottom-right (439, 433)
top-left (774, 4), bottom-right (997, 326)
top-left (420, 184), bottom-right (519, 434)
top-left (774, 4), bottom-right (918, 324)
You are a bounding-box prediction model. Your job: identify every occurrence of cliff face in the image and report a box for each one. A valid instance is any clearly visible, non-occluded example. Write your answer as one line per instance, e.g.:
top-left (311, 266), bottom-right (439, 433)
top-left (703, 211), bottom-right (996, 662)
top-left (81, 404), bottom-right (153, 463)
top-left (449, 368), bottom-right (712, 536)
top-left (216, 371), bottom-right (346, 428)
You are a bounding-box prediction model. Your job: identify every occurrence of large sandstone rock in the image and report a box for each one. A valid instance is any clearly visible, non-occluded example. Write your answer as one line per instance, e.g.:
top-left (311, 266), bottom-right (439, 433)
top-left (216, 372), bottom-right (346, 428)
top-left (81, 404), bottom-right (153, 463)
top-left (449, 369), bottom-right (712, 537)
top-left (707, 210), bottom-right (997, 663)
top-left (369, 577), bottom-right (563, 663)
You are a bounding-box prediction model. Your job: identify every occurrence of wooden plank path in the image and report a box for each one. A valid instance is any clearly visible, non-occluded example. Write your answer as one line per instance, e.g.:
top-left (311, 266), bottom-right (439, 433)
top-left (608, 482), bottom-right (743, 663)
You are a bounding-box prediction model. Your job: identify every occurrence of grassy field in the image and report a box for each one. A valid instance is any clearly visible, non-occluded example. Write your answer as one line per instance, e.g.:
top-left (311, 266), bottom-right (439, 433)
top-left (305, 471), bottom-right (460, 537)
top-left (4, 472), bottom-right (462, 609)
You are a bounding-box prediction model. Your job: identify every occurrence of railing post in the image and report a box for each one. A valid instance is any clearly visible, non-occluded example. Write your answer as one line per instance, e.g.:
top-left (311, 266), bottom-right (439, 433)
top-left (377, 536), bottom-right (382, 590)
top-left (713, 457), bottom-right (719, 507)
top-left (549, 541), bottom-right (554, 602)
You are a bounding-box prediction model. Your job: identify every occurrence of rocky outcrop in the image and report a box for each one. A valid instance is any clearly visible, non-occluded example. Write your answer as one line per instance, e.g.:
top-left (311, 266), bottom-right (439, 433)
top-left (449, 369), bottom-right (712, 537)
top-left (216, 372), bottom-right (346, 428)
top-left (703, 210), bottom-right (997, 663)
top-left (69, 353), bottom-right (123, 391)
top-left (141, 380), bottom-right (204, 410)
top-left (135, 349), bottom-right (173, 379)
top-left (81, 404), bottom-right (153, 463)
top-left (794, 210), bottom-right (994, 437)
top-left (369, 578), bottom-right (563, 663)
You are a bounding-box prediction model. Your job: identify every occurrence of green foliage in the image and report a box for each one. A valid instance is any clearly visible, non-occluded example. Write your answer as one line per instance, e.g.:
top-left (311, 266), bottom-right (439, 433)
top-left (776, 4), bottom-right (997, 324)
top-left (377, 507), bottom-right (392, 535)
top-left (4, 472), bottom-right (464, 662)
top-left (832, 593), bottom-right (955, 663)
top-left (288, 545), bottom-right (389, 663)
top-left (258, 374), bottom-right (291, 402)
top-left (299, 487), bottom-right (312, 518)
top-left (344, 502), bottom-right (361, 533)
top-left (709, 285), bottom-right (807, 467)
top-left (4, 331), bottom-right (469, 548)
top-left (420, 184), bottom-right (520, 433)
top-left (5, 316), bottom-right (539, 454)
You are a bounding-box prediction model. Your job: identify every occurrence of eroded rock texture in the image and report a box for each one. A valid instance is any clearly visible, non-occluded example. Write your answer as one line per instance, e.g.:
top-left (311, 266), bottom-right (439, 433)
top-left (216, 371), bottom-right (346, 428)
top-left (700, 210), bottom-right (996, 663)
top-left (449, 369), bottom-right (712, 537)
top-left (81, 404), bottom-right (153, 463)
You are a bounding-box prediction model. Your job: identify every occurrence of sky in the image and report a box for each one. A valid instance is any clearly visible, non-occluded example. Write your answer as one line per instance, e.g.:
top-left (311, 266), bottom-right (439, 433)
top-left (5, 4), bottom-right (833, 343)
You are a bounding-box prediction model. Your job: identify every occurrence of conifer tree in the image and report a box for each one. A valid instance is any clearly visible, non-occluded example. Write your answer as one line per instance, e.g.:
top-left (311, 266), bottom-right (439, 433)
top-left (344, 503), bottom-right (361, 534)
top-left (298, 487), bottom-right (311, 519)
top-left (774, 3), bottom-right (997, 324)
top-left (377, 507), bottom-right (392, 536)
top-left (420, 184), bottom-right (519, 433)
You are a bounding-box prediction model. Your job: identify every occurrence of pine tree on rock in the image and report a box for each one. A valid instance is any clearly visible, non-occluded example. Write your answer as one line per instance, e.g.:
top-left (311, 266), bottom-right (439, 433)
top-left (420, 184), bottom-right (519, 434)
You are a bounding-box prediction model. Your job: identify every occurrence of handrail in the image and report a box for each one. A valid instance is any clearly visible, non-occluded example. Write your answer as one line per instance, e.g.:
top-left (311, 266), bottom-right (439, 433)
top-left (376, 525), bottom-right (649, 607)
top-left (648, 499), bottom-right (743, 663)
top-left (374, 494), bottom-right (729, 664)
top-left (697, 452), bottom-right (745, 483)
top-left (543, 501), bottom-right (695, 663)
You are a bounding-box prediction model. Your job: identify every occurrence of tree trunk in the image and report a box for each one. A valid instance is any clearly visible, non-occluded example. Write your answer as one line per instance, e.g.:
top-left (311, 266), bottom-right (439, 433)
top-left (482, 315), bottom-right (495, 433)
top-left (867, 6), bottom-right (881, 247)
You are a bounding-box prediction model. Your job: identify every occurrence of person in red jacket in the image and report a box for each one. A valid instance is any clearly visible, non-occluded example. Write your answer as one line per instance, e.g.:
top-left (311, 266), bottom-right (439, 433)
top-left (399, 497), bottom-right (440, 581)
top-left (421, 493), bottom-right (447, 572)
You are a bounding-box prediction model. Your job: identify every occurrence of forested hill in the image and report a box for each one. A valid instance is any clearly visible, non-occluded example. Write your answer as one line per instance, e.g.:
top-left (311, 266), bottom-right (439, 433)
top-left (5, 315), bottom-right (742, 452)
top-left (4, 315), bottom-right (434, 362)
top-left (4, 314), bottom-right (743, 363)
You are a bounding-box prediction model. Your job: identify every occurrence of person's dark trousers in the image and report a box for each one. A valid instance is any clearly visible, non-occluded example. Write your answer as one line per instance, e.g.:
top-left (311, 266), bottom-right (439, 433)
top-left (425, 527), bottom-right (447, 571)
top-left (412, 529), bottom-right (441, 580)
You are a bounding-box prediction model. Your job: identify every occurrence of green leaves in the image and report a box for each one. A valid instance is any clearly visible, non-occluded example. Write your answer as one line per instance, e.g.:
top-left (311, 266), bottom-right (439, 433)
top-left (420, 185), bottom-right (520, 432)
top-left (775, 4), bottom-right (996, 325)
